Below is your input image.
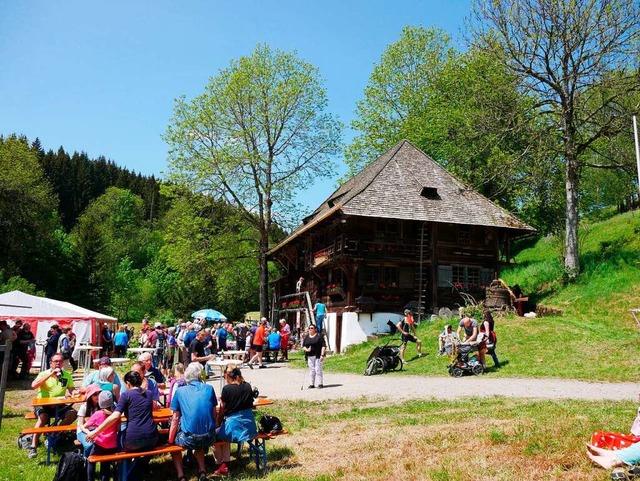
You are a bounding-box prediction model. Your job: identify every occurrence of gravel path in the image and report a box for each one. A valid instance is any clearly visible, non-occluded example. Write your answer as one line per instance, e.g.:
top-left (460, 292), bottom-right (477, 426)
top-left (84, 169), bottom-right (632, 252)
top-left (236, 363), bottom-right (638, 403)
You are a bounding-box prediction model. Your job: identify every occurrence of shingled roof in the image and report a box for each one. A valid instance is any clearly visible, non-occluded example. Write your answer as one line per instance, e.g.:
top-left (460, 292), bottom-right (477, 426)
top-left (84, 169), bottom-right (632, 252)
top-left (269, 140), bottom-right (535, 254)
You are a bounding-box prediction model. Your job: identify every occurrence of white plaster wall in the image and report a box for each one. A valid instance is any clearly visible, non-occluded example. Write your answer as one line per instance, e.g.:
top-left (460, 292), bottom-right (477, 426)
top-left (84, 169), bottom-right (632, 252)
top-left (372, 312), bottom-right (403, 333)
top-left (340, 312), bottom-right (368, 353)
top-left (339, 311), bottom-right (405, 353)
top-left (325, 312), bottom-right (337, 352)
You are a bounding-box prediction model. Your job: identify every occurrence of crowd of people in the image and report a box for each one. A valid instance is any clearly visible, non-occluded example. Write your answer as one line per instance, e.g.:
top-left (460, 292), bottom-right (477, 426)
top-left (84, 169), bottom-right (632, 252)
top-left (121, 317), bottom-right (295, 374)
top-left (27, 344), bottom-right (262, 481)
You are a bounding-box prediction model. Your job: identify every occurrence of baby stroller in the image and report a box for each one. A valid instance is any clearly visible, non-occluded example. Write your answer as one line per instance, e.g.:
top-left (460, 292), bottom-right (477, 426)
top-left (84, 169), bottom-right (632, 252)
top-left (447, 340), bottom-right (484, 377)
top-left (364, 340), bottom-right (403, 376)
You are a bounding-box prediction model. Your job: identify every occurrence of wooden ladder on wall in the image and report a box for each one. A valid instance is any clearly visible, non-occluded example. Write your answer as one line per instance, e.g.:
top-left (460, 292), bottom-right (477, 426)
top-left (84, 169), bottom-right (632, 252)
top-left (415, 223), bottom-right (429, 322)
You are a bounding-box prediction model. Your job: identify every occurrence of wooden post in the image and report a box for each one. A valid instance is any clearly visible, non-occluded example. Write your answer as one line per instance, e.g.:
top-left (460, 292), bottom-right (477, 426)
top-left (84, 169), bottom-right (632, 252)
top-left (0, 341), bottom-right (12, 430)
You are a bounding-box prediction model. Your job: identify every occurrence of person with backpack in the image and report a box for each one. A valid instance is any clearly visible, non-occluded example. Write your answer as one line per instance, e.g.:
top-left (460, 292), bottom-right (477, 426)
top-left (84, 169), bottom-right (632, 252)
top-left (397, 310), bottom-right (423, 363)
top-left (151, 323), bottom-right (167, 370)
top-left (234, 321), bottom-right (247, 352)
top-left (58, 327), bottom-right (78, 372)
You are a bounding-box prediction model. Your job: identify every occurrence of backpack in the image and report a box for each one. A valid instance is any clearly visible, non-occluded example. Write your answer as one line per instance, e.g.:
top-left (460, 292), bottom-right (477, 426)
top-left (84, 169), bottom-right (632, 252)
top-left (52, 450), bottom-right (87, 481)
top-left (60, 336), bottom-right (71, 360)
top-left (155, 331), bottom-right (166, 354)
top-left (258, 414), bottom-right (283, 434)
top-left (17, 433), bottom-right (33, 450)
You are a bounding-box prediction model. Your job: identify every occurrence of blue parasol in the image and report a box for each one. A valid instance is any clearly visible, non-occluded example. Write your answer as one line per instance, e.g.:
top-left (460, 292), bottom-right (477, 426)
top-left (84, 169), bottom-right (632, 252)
top-left (191, 308), bottom-right (227, 322)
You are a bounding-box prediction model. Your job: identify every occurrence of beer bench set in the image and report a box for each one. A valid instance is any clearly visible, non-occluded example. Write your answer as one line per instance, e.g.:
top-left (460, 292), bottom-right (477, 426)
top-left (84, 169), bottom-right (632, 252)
top-left (87, 430), bottom-right (289, 480)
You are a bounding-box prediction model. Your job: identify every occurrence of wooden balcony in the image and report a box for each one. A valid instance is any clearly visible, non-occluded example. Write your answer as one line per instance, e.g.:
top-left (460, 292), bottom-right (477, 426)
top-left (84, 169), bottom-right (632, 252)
top-left (306, 235), bottom-right (429, 269)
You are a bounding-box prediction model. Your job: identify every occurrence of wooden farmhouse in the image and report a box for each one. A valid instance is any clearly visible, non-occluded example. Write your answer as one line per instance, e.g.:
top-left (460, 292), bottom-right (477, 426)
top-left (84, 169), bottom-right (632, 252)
top-left (268, 140), bottom-right (535, 352)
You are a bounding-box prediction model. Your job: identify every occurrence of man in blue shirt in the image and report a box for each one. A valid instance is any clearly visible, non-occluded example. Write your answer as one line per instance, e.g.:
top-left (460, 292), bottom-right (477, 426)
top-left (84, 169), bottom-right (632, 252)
top-left (168, 362), bottom-right (217, 481)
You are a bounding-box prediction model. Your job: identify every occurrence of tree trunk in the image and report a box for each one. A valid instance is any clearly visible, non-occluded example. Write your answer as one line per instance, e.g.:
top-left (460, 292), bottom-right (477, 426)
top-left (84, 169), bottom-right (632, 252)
top-left (564, 156), bottom-right (580, 281)
top-left (259, 233), bottom-right (269, 321)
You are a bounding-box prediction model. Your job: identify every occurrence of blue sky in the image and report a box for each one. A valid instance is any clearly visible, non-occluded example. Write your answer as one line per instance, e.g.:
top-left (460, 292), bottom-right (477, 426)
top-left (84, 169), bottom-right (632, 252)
top-left (0, 0), bottom-right (470, 213)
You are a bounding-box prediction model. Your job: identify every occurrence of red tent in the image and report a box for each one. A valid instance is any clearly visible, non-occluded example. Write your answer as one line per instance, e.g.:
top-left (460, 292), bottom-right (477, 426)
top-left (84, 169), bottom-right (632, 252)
top-left (0, 290), bottom-right (117, 367)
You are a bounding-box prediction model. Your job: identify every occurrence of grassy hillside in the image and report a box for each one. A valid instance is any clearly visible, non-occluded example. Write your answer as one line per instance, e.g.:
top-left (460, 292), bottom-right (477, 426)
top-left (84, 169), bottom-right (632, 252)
top-left (324, 210), bottom-right (640, 382)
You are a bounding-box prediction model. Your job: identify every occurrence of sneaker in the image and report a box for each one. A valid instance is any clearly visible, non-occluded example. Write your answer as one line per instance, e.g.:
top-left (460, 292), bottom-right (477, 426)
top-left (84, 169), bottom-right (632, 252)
top-left (28, 447), bottom-right (37, 459)
top-left (213, 463), bottom-right (229, 476)
top-left (258, 364), bottom-right (266, 369)
top-left (317, 384), bottom-right (323, 389)
top-left (418, 353), bottom-right (424, 358)
top-left (248, 363), bottom-right (253, 370)
top-left (308, 385), bottom-right (315, 389)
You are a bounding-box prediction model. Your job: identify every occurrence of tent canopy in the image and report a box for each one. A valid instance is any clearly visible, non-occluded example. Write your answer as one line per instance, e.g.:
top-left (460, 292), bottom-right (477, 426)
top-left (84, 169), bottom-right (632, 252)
top-left (0, 290), bottom-right (116, 321)
top-left (0, 290), bottom-right (117, 368)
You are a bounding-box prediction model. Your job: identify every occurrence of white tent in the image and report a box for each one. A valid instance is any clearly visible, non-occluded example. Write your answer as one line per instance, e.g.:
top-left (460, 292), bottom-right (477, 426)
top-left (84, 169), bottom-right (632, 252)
top-left (0, 290), bottom-right (117, 368)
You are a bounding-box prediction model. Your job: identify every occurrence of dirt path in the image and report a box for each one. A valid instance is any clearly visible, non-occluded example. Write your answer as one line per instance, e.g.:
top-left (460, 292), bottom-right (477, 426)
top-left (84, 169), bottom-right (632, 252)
top-left (238, 363), bottom-right (638, 402)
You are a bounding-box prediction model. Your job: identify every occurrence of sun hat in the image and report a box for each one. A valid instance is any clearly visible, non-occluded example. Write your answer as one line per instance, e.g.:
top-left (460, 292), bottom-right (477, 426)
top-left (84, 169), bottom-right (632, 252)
top-left (98, 391), bottom-right (113, 409)
top-left (84, 383), bottom-right (102, 399)
top-left (99, 356), bottom-right (112, 365)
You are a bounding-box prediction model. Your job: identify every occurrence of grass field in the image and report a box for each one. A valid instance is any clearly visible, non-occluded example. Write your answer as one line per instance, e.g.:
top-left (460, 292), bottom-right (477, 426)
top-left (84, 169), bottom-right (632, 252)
top-left (2, 383), bottom-right (627, 481)
top-left (3, 211), bottom-right (640, 480)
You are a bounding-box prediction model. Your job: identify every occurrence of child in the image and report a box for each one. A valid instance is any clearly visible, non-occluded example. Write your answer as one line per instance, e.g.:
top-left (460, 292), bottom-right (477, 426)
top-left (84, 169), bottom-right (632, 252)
top-left (77, 383), bottom-right (102, 456)
top-left (438, 325), bottom-right (459, 356)
top-left (167, 363), bottom-right (186, 406)
top-left (86, 391), bottom-right (118, 481)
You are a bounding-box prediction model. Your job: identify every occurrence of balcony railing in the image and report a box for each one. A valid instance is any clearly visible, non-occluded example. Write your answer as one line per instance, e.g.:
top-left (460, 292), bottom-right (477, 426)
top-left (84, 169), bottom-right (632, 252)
top-left (306, 234), bottom-right (429, 269)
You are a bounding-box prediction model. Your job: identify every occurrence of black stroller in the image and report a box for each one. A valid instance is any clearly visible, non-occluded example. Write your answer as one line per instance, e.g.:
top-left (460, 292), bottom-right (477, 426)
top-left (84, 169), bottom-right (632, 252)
top-left (364, 340), bottom-right (403, 376)
top-left (447, 341), bottom-right (484, 377)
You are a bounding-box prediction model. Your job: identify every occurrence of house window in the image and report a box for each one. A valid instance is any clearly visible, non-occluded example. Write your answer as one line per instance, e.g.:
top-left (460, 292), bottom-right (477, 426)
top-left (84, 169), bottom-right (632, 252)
top-left (375, 221), bottom-right (397, 240)
top-left (458, 225), bottom-right (471, 244)
top-left (438, 265), bottom-right (452, 287)
top-left (446, 265), bottom-right (485, 290)
top-left (383, 266), bottom-right (398, 287)
top-left (363, 265), bottom-right (380, 286)
top-left (452, 265), bottom-right (465, 287)
top-left (467, 267), bottom-right (480, 290)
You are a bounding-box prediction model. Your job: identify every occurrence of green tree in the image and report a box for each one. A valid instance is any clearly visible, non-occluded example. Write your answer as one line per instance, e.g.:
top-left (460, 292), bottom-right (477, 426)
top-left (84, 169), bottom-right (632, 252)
top-left (159, 192), bottom-right (260, 321)
top-left (346, 27), bottom-right (560, 230)
top-left (346, 26), bottom-right (455, 175)
top-left (164, 43), bottom-right (342, 317)
top-left (0, 134), bottom-right (61, 288)
top-left (471, 0), bottom-right (640, 280)
top-left (70, 187), bottom-right (150, 310)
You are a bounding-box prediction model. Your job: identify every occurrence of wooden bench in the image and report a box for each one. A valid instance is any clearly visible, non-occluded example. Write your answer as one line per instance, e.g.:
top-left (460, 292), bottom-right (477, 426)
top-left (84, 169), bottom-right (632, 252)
top-left (21, 424), bottom-right (77, 465)
top-left (245, 430), bottom-right (289, 475)
top-left (262, 348), bottom-right (281, 363)
top-left (88, 444), bottom-right (184, 481)
top-left (24, 411), bottom-right (37, 420)
top-left (21, 424), bottom-right (77, 436)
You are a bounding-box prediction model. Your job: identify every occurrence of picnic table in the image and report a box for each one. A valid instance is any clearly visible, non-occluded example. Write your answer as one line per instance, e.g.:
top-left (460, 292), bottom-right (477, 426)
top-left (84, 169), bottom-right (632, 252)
top-left (30, 394), bottom-right (85, 464)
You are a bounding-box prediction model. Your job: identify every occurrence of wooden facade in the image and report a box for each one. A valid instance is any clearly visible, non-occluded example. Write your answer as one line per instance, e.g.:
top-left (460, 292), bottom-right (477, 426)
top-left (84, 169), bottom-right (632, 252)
top-left (269, 140), bottom-right (535, 320)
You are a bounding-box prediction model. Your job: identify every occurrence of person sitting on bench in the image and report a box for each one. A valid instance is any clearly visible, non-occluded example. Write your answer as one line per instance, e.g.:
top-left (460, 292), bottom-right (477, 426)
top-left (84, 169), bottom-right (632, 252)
top-left (28, 352), bottom-right (77, 459)
top-left (86, 370), bottom-right (158, 481)
top-left (168, 362), bottom-right (218, 481)
top-left (214, 365), bottom-right (258, 476)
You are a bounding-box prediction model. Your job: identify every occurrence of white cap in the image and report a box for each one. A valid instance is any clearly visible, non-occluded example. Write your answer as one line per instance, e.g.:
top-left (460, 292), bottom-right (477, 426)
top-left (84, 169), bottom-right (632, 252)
top-left (154, 322), bottom-right (161, 328)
